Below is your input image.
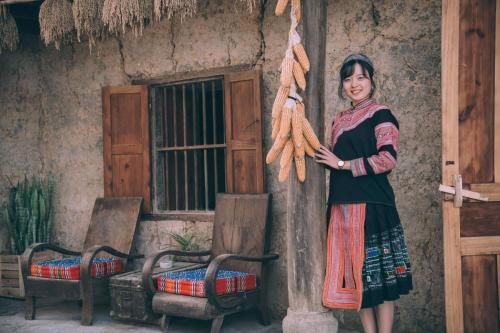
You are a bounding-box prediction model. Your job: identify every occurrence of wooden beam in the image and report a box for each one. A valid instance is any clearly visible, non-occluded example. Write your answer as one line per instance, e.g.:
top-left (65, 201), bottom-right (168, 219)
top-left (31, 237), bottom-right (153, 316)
top-left (0, 0), bottom-right (40, 4)
top-left (286, 0), bottom-right (327, 311)
top-left (461, 236), bottom-right (500, 256)
top-left (442, 0), bottom-right (464, 332)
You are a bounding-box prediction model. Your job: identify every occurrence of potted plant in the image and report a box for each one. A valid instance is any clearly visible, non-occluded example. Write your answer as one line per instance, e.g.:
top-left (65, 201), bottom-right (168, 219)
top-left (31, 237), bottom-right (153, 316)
top-left (0, 174), bottom-right (55, 298)
top-left (167, 232), bottom-right (211, 263)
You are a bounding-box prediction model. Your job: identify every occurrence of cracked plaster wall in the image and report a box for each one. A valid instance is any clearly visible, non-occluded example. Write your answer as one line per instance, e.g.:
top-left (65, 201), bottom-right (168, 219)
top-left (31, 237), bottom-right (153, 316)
top-left (0, 0), bottom-right (443, 331)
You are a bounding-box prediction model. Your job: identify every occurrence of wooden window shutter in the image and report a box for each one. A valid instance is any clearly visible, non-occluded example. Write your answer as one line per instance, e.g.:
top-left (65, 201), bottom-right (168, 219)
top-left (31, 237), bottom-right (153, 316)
top-left (102, 85), bottom-right (151, 212)
top-left (224, 70), bottom-right (264, 193)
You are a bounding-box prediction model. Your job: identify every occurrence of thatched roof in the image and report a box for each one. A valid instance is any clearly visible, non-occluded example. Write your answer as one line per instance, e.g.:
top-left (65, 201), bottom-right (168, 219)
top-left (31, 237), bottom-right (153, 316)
top-left (0, 0), bottom-right (258, 53)
top-left (0, 5), bottom-right (19, 53)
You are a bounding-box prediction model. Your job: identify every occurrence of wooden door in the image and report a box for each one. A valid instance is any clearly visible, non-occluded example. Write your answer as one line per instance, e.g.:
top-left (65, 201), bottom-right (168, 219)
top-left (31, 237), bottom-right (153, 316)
top-left (442, 0), bottom-right (500, 331)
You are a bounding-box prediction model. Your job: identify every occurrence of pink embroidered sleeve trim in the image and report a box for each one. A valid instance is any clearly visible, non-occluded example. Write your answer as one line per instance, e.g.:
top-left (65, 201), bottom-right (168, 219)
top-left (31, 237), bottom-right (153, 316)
top-left (350, 158), bottom-right (367, 177)
top-left (374, 122), bottom-right (399, 152)
top-left (367, 151), bottom-right (397, 174)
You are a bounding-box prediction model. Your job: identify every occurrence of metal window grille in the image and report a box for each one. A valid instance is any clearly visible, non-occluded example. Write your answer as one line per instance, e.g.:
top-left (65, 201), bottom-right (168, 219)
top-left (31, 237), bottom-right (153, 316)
top-left (152, 78), bottom-right (226, 211)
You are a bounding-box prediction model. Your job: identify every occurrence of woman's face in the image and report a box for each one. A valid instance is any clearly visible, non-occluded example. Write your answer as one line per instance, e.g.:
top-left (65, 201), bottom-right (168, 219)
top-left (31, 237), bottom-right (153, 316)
top-left (342, 63), bottom-right (372, 104)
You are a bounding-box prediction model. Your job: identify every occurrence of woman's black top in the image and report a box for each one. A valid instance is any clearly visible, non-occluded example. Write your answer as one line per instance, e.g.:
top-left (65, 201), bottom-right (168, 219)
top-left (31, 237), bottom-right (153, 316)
top-left (327, 99), bottom-right (400, 207)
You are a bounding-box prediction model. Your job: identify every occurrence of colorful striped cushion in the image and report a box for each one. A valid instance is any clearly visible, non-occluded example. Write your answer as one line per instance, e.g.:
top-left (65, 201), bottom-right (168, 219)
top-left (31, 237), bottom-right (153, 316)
top-left (157, 268), bottom-right (257, 297)
top-left (31, 257), bottom-right (122, 280)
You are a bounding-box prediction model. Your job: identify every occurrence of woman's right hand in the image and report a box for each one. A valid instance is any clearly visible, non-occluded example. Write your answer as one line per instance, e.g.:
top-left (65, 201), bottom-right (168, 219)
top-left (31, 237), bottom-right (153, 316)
top-left (314, 145), bottom-right (341, 169)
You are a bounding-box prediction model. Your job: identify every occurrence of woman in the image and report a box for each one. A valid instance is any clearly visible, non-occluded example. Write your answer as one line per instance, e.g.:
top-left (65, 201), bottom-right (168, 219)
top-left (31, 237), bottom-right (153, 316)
top-left (315, 54), bottom-right (413, 333)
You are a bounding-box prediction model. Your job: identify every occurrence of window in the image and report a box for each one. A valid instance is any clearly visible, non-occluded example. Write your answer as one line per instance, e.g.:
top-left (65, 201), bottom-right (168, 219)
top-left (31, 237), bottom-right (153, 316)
top-left (152, 78), bottom-right (226, 211)
top-left (102, 69), bottom-right (264, 215)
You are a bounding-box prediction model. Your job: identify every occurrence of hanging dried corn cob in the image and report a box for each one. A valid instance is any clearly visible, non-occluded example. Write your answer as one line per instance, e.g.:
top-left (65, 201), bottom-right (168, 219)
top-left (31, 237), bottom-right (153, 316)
top-left (291, 102), bottom-right (304, 158)
top-left (291, 30), bottom-right (310, 73)
top-left (280, 53), bottom-right (295, 87)
top-left (292, 0), bottom-right (301, 22)
top-left (279, 99), bottom-right (294, 139)
top-left (271, 111), bottom-right (281, 140)
top-left (267, 0), bottom-right (320, 183)
top-left (302, 116), bottom-right (321, 150)
top-left (280, 139), bottom-right (294, 168)
top-left (295, 154), bottom-right (306, 182)
top-left (303, 138), bottom-right (316, 158)
top-left (266, 133), bottom-right (288, 164)
top-left (293, 60), bottom-right (306, 90)
top-left (272, 86), bottom-right (289, 119)
top-left (275, 0), bottom-right (289, 16)
top-left (279, 155), bottom-right (293, 182)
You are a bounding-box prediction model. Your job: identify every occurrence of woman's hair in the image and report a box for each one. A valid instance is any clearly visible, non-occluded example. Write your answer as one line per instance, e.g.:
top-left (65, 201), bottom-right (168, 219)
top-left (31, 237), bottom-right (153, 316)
top-left (338, 53), bottom-right (376, 100)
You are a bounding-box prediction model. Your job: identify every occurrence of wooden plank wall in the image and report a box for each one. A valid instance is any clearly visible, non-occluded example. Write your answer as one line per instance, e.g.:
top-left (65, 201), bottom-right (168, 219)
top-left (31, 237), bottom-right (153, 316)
top-left (458, 0), bottom-right (495, 184)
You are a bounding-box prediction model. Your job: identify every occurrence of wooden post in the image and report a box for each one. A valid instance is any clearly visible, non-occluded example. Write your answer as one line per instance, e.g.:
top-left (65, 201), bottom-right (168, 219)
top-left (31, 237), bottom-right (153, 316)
top-left (282, 1), bottom-right (338, 332)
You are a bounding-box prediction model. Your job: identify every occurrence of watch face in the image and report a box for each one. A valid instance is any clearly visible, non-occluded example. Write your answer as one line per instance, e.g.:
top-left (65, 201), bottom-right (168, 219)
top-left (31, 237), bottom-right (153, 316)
top-left (338, 160), bottom-right (345, 167)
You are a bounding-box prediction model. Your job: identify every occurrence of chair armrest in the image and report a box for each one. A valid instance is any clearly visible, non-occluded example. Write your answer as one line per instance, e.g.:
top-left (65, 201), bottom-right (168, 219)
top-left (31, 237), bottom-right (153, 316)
top-left (205, 253), bottom-right (279, 311)
top-left (21, 242), bottom-right (81, 279)
top-left (80, 245), bottom-right (144, 280)
top-left (141, 249), bottom-right (212, 296)
top-left (79, 245), bottom-right (145, 295)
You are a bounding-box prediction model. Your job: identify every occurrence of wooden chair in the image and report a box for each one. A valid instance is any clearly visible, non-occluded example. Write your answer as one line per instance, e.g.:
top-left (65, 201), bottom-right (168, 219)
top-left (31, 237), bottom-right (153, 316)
top-left (21, 197), bottom-right (143, 326)
top-left (142, 193), bottom-right (278, 333)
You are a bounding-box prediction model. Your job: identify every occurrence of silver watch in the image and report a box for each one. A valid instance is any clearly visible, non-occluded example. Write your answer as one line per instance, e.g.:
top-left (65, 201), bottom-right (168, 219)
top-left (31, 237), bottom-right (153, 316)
top-left (337, 160), bottom-right (345, 170)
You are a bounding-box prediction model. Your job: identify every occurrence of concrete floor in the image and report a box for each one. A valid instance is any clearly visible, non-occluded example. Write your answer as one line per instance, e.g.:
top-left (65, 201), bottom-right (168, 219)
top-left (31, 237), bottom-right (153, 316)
top-left (0, 297), bottom-right (360, 333)
top-left (0, 297), bottom-right (282, 333)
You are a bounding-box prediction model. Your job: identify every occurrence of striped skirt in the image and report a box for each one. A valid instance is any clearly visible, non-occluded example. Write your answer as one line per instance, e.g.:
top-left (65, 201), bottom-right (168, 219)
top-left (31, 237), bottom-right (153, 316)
top-left (322, 203), bottom-right (413, 310)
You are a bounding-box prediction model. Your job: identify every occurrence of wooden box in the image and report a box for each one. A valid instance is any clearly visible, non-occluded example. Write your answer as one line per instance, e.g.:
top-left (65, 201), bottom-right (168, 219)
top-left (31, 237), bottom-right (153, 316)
top-left (0, 252), bottom-right (63, 299)
top-left (0, 254), bottom-right (24, 299)
top-left (109, 261), bottom-right (205, 324)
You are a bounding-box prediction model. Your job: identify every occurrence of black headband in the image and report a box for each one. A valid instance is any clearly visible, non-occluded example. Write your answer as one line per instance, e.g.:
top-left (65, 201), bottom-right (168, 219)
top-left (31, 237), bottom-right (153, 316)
top-left (342, 54), bottom-right (373, 68)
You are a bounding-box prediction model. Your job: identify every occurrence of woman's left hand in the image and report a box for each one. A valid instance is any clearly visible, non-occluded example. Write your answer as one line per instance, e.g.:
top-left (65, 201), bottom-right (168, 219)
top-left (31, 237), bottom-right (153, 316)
top-left (314, 145), bottom-right (341, 169)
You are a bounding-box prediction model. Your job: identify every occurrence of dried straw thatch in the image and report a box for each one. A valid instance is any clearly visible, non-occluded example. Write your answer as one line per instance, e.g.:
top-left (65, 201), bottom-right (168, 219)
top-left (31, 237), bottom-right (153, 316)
top-left (153, 0), bottom-right (197, 21)
top-left (102, 0), bottom-right (153, 36)
top-left (0, 5), bottom-right (19, 54)
top-left (236, 0), bottom-right (257, 13)
top-left (39, 0), bottom-right (74, 49)
top-left (73, 0), bottom-right (106, 51)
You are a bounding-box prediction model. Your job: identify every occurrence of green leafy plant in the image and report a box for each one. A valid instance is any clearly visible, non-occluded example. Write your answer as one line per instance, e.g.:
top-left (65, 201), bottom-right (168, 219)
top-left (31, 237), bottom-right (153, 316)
top-left (2, 174), bottom-right (55, 254)
top-left (168, 232), bottom-right (202, 252)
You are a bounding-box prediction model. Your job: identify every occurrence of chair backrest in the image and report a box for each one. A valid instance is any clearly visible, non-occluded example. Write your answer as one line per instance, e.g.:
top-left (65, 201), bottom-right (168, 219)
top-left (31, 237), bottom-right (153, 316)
top-left (83, 197), bottom-right (143, 254)
top-left (211, 193), bottom-right (271, 279)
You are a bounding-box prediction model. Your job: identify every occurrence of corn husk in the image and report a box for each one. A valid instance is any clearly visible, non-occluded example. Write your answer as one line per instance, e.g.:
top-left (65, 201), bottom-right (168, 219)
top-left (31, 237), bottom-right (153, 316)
top-left (292, 0), bottom-right (301, 22)
top-left (39, 0), bottom-right (75, 49)
top-left (102, 0), bottom-right (153, 36)
top-left (0, 5), bottom-right (19, 54)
